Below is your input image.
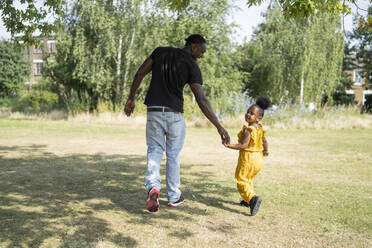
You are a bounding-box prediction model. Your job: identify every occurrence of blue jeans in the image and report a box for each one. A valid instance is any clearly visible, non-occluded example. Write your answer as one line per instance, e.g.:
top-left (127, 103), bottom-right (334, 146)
top-left (145, 109), bottom-right (185, 203)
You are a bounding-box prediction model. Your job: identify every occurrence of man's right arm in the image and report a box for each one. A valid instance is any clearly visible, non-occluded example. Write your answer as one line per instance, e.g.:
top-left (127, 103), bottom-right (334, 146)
top-left (124, 57), bottom-right (152, 116)
top-left (189, 83), bottom-right (230, 145)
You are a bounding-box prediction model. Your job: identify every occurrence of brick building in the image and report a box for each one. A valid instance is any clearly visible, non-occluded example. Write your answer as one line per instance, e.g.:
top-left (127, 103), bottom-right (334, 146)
top-left (19, 36), bottom-right (56, 88)
top-left (345, 67), bottom-right (371, 105)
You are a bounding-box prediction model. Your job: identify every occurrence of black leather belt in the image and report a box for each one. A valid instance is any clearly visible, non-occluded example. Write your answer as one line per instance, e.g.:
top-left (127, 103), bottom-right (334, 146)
top-left (147, 107), bottom-right (177, 112)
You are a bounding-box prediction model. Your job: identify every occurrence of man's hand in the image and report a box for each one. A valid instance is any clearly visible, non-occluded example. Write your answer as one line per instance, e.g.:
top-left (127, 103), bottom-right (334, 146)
top-left (218, 127), bottom-right (230, 145)
top-left (224, 143), bottom-right (231, 148)
top-left (124, 99), bottom-right (135, 116)
top-left (263, 150), bottom-right (269, 156)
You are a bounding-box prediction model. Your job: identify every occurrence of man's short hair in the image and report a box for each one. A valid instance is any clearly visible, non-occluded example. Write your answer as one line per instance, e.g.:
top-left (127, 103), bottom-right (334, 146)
top-left (185, 34), bottom-right (207, 46)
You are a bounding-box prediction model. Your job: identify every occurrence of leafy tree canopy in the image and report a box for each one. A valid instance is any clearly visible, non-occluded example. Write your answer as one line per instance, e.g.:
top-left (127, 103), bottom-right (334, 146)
top-left (45, 0), bottom-right (243, 114)
top-left (349, 5), bottom-right (372, 86)
top-left (168, 0), bottom-right (368, 18)
top-left (0, 0), bottom-right (65, 45)
top-left (247, 0), bottom-right (354, 17)
top-left (1, 0), bottom-right (370, 45)
top-left (0, 40), bottom-right (30, 97)
top-left (235, 5), bottom-right (344, 105)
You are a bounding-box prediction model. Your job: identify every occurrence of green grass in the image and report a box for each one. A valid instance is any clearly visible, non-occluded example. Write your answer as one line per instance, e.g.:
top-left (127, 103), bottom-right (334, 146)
top-left (0, 118), bottom-right (371, 248)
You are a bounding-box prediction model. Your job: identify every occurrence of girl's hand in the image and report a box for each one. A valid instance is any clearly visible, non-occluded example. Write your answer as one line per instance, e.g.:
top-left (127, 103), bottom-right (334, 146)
top-left (263, 150), bottom-right (269, 156)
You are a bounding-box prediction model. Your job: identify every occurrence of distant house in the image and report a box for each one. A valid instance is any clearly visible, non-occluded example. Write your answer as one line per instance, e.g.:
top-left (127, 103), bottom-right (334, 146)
top-left (344, 61), bottom-right (371, 105)
top-left (18, 36), bottom-right (56, 89)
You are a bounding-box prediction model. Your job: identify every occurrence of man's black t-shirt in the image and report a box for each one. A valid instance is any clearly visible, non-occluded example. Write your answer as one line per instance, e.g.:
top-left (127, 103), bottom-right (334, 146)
top-left (144, 46), bottom-right (203, 113)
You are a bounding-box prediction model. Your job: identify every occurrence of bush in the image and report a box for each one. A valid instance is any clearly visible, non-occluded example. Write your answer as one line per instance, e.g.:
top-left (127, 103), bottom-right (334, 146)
top-left (362, 94), bottom-right (372, 114)
top-left (0, 97), bottom-right (19, 111)
top-left (13, 91), bottom-right (59, 113)
top-left (331, 92), bottom-right (354, 106)
top-left (0, 97), bottom-right (11, 108)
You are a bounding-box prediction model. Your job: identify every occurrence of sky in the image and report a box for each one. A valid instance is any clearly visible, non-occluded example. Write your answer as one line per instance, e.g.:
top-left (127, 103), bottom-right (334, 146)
top-left (229, 0), bottom-right (269, 44)
top-left (0, 0), bottom-right (370, 44)
top-left (229, 0), bottom-right (371, 43)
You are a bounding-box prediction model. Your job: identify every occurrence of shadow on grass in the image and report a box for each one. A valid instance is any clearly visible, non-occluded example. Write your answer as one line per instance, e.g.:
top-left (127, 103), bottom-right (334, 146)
top-left (0, 145), bottom-right (246, 247)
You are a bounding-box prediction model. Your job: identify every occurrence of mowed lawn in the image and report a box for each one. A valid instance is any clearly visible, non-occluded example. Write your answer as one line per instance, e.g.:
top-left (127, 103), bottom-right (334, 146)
top-left (0, 118), bottom-right (371, 248)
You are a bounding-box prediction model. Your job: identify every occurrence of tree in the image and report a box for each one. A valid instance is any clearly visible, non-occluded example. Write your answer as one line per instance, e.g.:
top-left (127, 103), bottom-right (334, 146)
top-left (247, 0), bottom-right (355, 17)
top-left (0, 40), bottom-right (30, 97)
top-left (164, 0), bottom-right (243, 99)
top-left (236, 5), bottom-right (344, 105)
top-left (125, 0), bottom-right (245, 115)
top-left (45, 0), bottom-right (119, 112)
top-left (0, 0), bottom-right (65, 45)
top-left (44, 0), bottom-right (245, 114)
top-left (167, 0), bottom-right (369, 19)
top-left (336, 40), bottom-right (356, 91)
top-left (349, 5), bottom-right (372, 87)
top-left (1, 0), bottom-right (370, 45)
top-left (300, 11), bottom-right (345, 104)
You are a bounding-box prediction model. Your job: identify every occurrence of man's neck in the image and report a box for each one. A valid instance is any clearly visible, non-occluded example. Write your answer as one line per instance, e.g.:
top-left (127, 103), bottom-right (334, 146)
top-left (182, 46), bottom-right (191, 55)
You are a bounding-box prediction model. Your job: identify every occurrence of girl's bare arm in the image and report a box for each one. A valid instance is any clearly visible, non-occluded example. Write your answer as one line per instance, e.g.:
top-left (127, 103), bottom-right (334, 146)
top-left (225, 129), bottom-right (250, 150)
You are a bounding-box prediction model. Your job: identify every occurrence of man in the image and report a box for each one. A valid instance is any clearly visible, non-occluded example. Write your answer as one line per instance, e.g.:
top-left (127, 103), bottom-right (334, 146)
top-left (124, 34), bottom-right (230, 212)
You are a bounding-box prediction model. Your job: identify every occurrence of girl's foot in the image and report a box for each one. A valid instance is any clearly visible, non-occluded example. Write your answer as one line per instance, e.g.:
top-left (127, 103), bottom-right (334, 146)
top-left (249, 196), bottom-right (262, 216)
top-left (239, 200), bottom-right (250, 207)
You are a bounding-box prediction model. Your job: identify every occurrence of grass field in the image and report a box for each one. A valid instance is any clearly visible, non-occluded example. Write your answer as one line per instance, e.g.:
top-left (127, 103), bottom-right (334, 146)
top-left (0, 117), bottom-right (371, 248)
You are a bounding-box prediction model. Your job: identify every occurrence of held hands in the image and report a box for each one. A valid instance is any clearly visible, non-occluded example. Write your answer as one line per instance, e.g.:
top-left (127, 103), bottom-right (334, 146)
top-left (124, 99), bottom-right (135, 117)
top-left (218, 127), bottom-right (230, 145)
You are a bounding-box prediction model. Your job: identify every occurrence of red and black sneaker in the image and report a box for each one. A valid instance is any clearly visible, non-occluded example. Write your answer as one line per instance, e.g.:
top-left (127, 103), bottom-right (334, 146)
top-left (168, 195), bottom-right (184, 207)
top-left (146, 188), bottom-right (160, 212)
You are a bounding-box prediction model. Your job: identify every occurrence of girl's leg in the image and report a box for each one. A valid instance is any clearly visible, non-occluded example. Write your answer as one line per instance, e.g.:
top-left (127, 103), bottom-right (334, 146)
top-left (235, 153), bottom-right (264, 204)
top-left (235, 161), bottom-right (255, 203)
top-left (247, 153), bottom-right (264, 204)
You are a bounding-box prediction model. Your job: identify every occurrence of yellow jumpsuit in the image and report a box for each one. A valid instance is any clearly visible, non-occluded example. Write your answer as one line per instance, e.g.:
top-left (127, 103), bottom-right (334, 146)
top-left (235, 124), bottom-right (266, 204)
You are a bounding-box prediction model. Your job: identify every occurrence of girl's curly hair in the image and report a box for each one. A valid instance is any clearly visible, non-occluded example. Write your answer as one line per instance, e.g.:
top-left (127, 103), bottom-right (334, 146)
top-left (254, 96), bottom-right (272, 117)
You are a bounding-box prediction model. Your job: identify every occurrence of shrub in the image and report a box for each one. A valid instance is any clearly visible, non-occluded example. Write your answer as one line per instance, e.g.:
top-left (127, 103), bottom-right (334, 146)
top-left (332, 92), bottom-right (355, 106)
top-left (0, 97), bottom-right (11, 108)
top-left (362, 94), bottom-right (372, 114)
top-left (0, 97), bottom-right (19, 111)
top-left (13, 91), bottom-right (59, 113)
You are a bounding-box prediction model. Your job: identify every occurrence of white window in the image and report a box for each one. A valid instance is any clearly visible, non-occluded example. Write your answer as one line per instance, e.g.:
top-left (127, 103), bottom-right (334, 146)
top-left (48, 40), bottom-right (55, 53)
top-left (354, 69), bottom-right (363, 86)
top-left (34, 61), bottom-right (43, 76)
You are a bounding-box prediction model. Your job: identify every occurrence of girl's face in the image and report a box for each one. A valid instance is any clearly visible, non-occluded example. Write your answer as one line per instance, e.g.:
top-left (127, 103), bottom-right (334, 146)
top-left (245, 106), bottom-right (262, 124)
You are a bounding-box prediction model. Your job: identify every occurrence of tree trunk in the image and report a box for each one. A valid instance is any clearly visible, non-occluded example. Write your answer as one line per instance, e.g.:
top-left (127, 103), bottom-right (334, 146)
top-left (115, 34), bottom-right (123, 106)
top-left (123, 21), bottom-right (136, 97)
top-left (300, 72), bottom-right (304, 105)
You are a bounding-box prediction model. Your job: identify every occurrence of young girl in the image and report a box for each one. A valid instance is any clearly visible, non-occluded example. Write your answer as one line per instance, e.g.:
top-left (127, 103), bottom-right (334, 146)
top-left (225, 96), bottom-right (271, 216)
